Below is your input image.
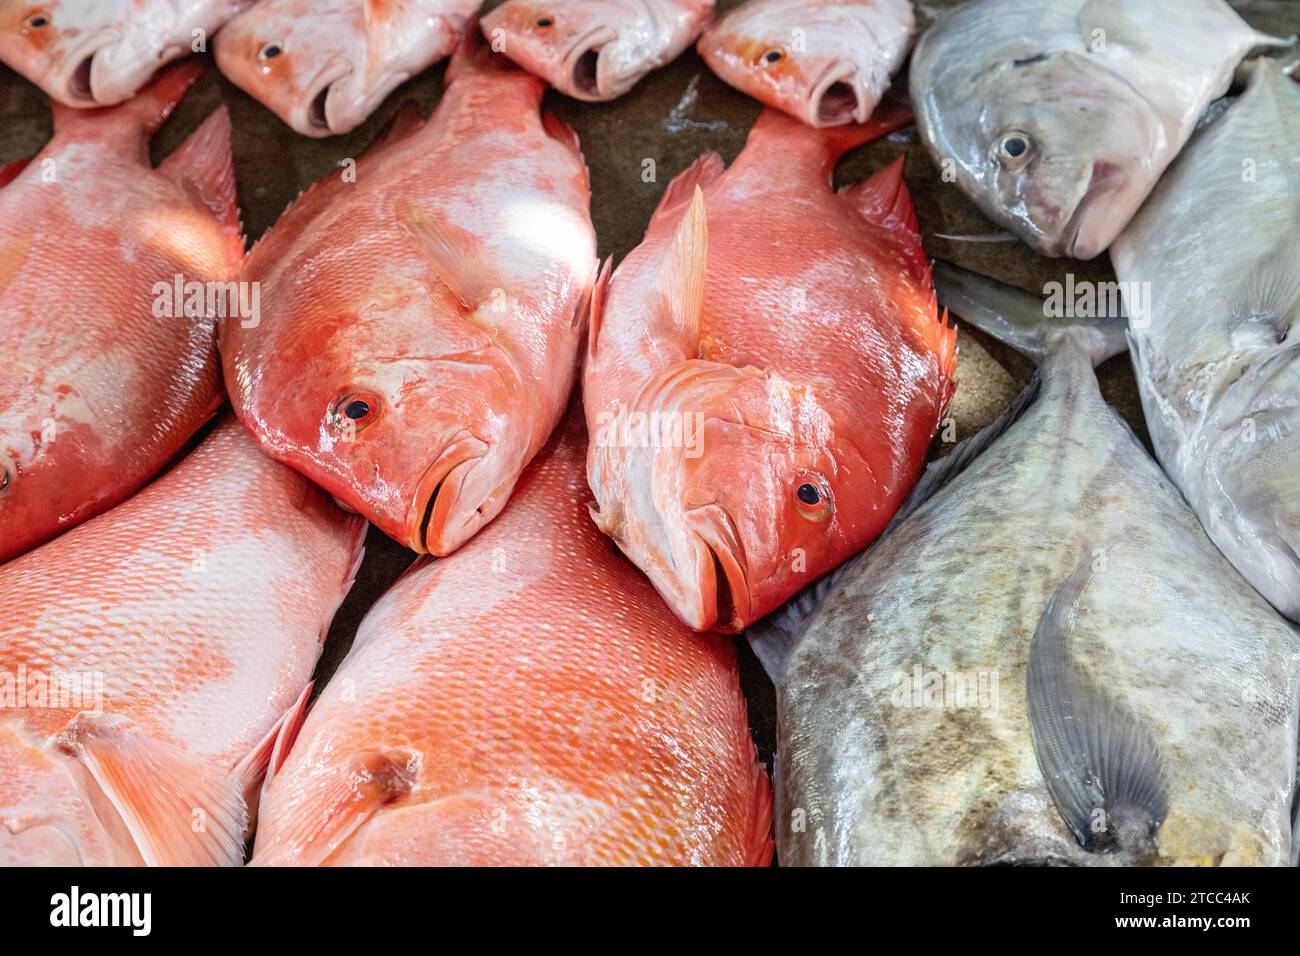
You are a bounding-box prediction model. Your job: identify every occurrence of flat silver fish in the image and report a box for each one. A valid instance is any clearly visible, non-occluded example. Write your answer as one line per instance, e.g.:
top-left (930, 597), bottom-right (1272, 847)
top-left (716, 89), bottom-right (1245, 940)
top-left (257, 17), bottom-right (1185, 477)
top-left (1112, 58), bottom-right (1300, 623)
top-left (751, 264), bottom-right (1300, 866)
top-left (910, 0), bottom-right (1290, 259)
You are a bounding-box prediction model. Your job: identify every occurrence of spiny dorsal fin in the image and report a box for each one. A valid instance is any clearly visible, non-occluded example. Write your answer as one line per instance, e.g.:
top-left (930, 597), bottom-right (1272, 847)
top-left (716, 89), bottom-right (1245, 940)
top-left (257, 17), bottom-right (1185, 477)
top-left (650, 152), bottom-right (725, 231)
top-left (1027, 553), bottom-right (1169, 856)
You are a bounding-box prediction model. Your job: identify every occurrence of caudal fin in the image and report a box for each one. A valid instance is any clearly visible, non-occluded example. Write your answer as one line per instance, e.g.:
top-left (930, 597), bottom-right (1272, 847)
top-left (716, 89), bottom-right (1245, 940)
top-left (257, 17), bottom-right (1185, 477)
top-left (745, 91), bottom-right (912, 183)
top-left (448, 18), bottom-right (538, 88)
top-left (160, 106), bottom-right (245, 272)
top-left (51, 58), bottom-right (205, 144)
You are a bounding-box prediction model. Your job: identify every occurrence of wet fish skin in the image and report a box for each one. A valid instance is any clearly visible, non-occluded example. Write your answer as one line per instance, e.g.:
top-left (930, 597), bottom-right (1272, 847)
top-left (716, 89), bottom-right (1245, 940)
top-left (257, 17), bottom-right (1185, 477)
top-left (0, 0), bottom-right (254, 106)
top-left (0, 61), bottom-right (240, 564)
top-left (910, 0), bottom-right (1290, 259)
top-left (0, 420), bottom-right (366, 866)
top-left (251, 413), bottom-right (772, 867)
top-left (585, 105), bottom-right (956, 634)
top-left (755, 266), bottom-right (1300, 866)
top-left (1112, 59), bottom-right (1300, 624)
top-left (481, 0), bottom-right (714, 101)
top-left (215, 0), bottom-right (480, 137)
top-left (698, 0), bottom-right (915, 128)
top-left (222, 27), bottom-right (598, 558)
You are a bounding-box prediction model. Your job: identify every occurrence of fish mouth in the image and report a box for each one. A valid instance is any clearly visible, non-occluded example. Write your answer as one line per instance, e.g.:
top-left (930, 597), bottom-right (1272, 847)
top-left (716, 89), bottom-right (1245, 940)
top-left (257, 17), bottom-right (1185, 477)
top-left (565, 28), bottom-right (617, 100)
top-left (685, 503), bottom-right (750, 633)
top-left (1061, 161), bottom-right (1124, 260)
top-left (809, 61), bottom-right (861, 127)
top-left (408, 434), bottom-right (488, 555)
top-left (300, 60), bottom-right (354, 137)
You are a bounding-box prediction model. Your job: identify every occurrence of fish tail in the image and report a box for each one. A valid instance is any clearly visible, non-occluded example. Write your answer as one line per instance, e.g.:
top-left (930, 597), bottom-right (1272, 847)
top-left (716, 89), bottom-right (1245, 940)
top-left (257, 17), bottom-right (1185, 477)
top-left (159, 105), bottom-right (244, 271)
top-left (747, 91), bottom-right (912, 183)
top-left (1026, 554), bottom-right (1169, 857)
top-left (448, 17), bottom-right (538, 89)
top-left (932, 261), bottom-right (1129, 367)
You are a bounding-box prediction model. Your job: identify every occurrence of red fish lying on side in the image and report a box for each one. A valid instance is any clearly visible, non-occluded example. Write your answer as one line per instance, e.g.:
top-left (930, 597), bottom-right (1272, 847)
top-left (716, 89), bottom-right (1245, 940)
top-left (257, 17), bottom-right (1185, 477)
top-left (215, 0), bottom-right (481, 137)
top-left (252, 412), bottom-right (772, 866)
top-left (482, 0), bottom-right (714, 101)
top-left (0, 421), bottom-right (365, 866)
top-left (221, 26), bottom-right (598, 557)
top-left (585, 104), bottom-right (956, 632)
top-left (0, 61), bottom-right (240, 564)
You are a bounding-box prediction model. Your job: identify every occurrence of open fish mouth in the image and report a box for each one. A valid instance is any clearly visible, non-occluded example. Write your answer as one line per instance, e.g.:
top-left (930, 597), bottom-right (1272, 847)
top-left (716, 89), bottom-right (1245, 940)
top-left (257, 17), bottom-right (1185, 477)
top-left (685, 503), bottom-right (750, 633)
top-left (63, 40), bottom-right (117, 105)
top-left (300, 61), bottom-right (354, 136)
top-left (565, 28), bottom-right (617, 99)
top-left (809, 61), bottom-right (862, 127)
top-left (1061, 161), bottom-right (1124, 259)
top-left (408, 435), bottom-right (488, 554)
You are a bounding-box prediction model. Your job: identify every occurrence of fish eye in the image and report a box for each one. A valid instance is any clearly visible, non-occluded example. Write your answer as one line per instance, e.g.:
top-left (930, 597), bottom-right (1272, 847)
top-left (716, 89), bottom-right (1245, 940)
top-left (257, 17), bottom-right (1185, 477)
top-left (331, 391), bottom-right (382, 431)
top-left (794, 474), bottom-right (833, 521)
top-left (26, 13), bottom-right (49, 29)
top-left (259, 42), bottom-right (284, 60)
top-left (762, 48), bottom-right (785, 66)
top-left (535, 16), bottom-right (555, 28)
top-left (997, 131), bottom-right (1033, 166)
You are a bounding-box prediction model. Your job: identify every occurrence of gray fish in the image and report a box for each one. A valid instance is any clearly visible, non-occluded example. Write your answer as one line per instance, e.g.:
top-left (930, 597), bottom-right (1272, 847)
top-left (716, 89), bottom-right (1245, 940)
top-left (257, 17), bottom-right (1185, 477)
top-left (751, 264), bottom-right (1300, 866)
top-left (910, 0), bottom-right (1290, 259)
top-left (1112, 59), bottom-right (1300, 623)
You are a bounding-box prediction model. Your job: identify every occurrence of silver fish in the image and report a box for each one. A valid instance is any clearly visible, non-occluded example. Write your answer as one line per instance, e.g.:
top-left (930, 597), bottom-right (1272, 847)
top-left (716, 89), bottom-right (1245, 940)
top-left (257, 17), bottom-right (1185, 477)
top-left (910, 0), bottom-right (1291, 259)
top-left (1112, 58), bottom-right (1300, 624)
top-left (751, 264), bottom-right (1300, 866)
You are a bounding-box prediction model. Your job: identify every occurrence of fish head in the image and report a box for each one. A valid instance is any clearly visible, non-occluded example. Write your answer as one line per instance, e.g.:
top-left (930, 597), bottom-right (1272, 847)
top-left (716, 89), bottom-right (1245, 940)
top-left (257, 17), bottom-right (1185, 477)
top-left (914, 48), bottom-right (1164, 259)
top-left (248, 302), bottom-right (535, 556)
top-left (482, 0), bottom-right (681, 101)
top-left (215, 1), bottom-right (454, 137)
top-left (697, 0), bottom-right (912, 127)
top-left (0, 0), bottom-right (175, 107)
top-left (591, 363), bottom-right (865, 632)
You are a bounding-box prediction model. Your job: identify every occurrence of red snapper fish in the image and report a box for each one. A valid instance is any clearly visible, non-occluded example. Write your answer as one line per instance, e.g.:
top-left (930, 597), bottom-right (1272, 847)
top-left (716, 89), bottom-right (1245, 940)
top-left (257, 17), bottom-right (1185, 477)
top-left (0, 61), bottom-right (240, 564)
top-left (252, 412), bottom-right (772, 866)
top-left (0, 0), bottom-right (254, 106)
top-left (222, 27), bottom-right (598, 557)
top-left (585, 104), bottom-right (957, 632)
top-left (481, 0), bottom-right (715, 101)
top-left (215, 0), bottom-right (482, 137)
top-left (698, 0), bottom-right (915, 127)
top-left (0, 421), bottom-right (365, 866)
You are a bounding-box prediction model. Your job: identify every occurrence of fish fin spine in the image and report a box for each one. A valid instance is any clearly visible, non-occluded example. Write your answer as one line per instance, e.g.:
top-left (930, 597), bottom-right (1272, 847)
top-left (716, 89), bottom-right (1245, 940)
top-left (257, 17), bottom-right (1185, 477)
top-left (662, 187), bottom-right (709, 352)
top-left (650, 152), bottom-right (725, 231)
top-left (585, 257), bottom-right (614, 356)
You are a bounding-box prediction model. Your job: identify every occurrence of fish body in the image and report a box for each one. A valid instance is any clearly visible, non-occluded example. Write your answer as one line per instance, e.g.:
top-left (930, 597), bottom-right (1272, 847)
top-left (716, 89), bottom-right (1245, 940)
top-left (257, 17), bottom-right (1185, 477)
top-left (1112, 60), bottom-right (1300, 623)
top-left (910, 0), bottom-right (1290, 258)
top-left (0, 0), bottom-right (253, 106)
top-left (698, 0), bottom-right (915, 128)
top-left (585, 106), bottom-right (956, 633)
top-left (215, 0), bottom-right (480, 137)
top-left (0, 62), bottom-right (239, 564)
top-left (0, 420), bottom-right (366, 866)
top-left (481, 0), bottom-right (714, 101)
top-left (222, 29), bottom-right (598, 557)
top-left (754, 266), bottom-right (1300, 866)
top-left (252, 413), bottom-right (772, 867)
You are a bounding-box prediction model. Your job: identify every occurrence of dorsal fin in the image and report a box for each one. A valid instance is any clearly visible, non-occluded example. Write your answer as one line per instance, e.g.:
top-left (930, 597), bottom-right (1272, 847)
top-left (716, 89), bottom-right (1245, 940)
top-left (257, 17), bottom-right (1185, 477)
top-left (160, 106), bottom-right (244, 270)
top-left (650, 152), bottom-right (725, 231)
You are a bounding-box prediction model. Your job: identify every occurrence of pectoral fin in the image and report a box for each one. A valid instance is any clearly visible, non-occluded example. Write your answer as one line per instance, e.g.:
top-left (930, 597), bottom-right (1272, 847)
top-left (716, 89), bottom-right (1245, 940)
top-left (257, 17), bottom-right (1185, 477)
top-left (398, 200), bottom-right (502, 309)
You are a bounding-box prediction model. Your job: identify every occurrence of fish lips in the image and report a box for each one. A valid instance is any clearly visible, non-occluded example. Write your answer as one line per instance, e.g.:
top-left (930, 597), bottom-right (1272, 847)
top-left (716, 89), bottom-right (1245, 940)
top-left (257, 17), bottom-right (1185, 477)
top-left (684, 503), bottom-right (751, 633)
top-left (294, 59), bottom-right (356, 137)
top-left (54, 30), bottom-right (125, 106)
top-left (807, 59), bottom-right (865, 128)
top-left (1059, 161), bottom-right (1126, 260)
top-left (406, 433), bottom-right (489, 556)
top-left (561, 27), bottom-right (620, 100)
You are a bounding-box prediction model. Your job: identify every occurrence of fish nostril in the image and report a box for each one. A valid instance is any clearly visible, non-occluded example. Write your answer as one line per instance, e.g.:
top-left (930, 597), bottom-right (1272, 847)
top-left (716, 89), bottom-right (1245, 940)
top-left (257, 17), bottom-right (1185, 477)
top-left (70, 53), bottom-right (95, 103)
top-left (573, 48), bottom-right (600, 96)
top-left (308, 85), bottom-right (331, 132)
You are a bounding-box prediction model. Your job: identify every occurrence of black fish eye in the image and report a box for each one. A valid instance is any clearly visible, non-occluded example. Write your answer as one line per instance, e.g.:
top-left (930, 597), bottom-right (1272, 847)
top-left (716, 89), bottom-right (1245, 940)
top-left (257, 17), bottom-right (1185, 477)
top-left (259, 42), bottom-right (283, 59)
top-left (763, 49), bottom-right (784, 64)
top-left (343, 400), bottom-right (370, 420)
top-left (535, 16), bottom-right (554, 28)
top-left (332, 392), bottom-right (381, 430)
top-left (796, 483), bottom-right (821, 506)
top-left (28, 15), bottom-right (49, 29)
top-left (1000, 133), bottom-right (1030, 161)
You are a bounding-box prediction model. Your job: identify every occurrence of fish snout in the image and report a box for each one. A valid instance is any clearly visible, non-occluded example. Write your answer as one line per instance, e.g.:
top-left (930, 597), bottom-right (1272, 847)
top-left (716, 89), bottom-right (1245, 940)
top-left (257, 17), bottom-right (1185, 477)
top-left (295, 60), bottom-right (358, 137)
top-left (57, 31), bottom-right (128, 106)
top-left (685, 504), bottom-right (750, 633)
top-left (1061, 160), bottom-right (1126, 260)
top-left (563, 27), bottom-right (619, 100)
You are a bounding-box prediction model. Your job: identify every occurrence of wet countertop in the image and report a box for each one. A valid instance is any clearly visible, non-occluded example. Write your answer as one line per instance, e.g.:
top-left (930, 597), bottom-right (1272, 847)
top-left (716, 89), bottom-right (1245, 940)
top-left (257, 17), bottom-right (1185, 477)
top-left (2, 0), bottom-right (1296, 795)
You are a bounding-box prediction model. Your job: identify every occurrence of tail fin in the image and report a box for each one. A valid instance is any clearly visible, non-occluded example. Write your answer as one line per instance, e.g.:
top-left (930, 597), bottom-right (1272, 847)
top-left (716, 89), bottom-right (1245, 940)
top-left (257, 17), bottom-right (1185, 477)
top-left (446, 18), bottom-right (537, 88)
top-left (51, 59), bottom-right (205, 144)
top-left (932, 261), bottom-right (1128, 367)
top-left (745, 92), bottom-right (912, 183)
